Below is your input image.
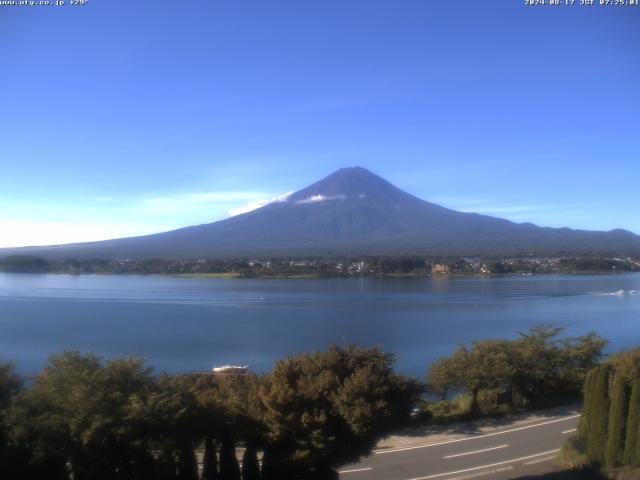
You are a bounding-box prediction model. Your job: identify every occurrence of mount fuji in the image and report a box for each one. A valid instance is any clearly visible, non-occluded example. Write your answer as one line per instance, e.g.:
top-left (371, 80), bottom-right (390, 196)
top-left (3, 167), bottom-right (639, 259)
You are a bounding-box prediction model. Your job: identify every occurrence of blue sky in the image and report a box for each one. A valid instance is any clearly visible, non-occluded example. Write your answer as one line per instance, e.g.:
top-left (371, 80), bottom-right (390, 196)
top-left (1, 0), bottom-right (639, 247)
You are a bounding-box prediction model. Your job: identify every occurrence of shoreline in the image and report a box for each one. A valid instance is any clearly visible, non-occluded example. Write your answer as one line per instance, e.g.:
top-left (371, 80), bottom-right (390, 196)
top-left (1, 270), bottom-right (639, 280)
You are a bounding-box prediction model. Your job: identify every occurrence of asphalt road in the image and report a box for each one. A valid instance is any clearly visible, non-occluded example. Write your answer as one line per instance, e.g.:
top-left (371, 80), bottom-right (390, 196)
top-left (338, 413), bottom-right (580, 480)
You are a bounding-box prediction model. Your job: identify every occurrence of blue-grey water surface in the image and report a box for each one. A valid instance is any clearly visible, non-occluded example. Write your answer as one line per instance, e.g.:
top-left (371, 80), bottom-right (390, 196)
top-left (1, 273), bottom-right (639, 378)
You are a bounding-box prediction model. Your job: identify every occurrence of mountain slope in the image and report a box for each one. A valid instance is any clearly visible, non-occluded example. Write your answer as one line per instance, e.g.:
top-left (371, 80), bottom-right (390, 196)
top-left (3, 167), bottom-right (640, 259)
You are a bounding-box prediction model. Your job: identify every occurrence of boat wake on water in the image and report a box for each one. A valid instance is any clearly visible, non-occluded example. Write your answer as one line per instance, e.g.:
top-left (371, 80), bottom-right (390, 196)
top-left (590, 290), bottom-right (640, 296)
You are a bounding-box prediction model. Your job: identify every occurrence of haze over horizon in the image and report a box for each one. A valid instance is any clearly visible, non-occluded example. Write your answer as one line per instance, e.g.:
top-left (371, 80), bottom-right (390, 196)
top-left (1, 1), bottom-right (639, 248)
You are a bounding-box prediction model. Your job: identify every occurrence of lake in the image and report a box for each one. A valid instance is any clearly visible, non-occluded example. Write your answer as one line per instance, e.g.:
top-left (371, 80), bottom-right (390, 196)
top-left (0, 273), bottom-right (639, 378)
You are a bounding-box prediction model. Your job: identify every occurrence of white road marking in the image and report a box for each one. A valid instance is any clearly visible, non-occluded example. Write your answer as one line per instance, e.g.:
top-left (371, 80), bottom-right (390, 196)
top-left (338, 467), bottom-right (373, 474)
top-left (446, 466), bottom-right (514, 480)
top-left (444, 444), bottom-right (509, 459)
top-left (375, 414), bottom-right (580, 455)
top-left (562, 428), bottom-right (577, 434)
top-left (408, 449), bottom-right (561, 480)
top-left (523, 456), bottom-right (556, 466)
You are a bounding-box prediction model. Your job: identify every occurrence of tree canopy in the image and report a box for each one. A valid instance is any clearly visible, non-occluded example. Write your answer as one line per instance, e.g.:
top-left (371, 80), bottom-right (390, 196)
top-left (260, 346), bottom-right (422, 478)
top-left (0, 346), bottom-right (422, 480)
top-left (427, 325), bottom-right (606, 413)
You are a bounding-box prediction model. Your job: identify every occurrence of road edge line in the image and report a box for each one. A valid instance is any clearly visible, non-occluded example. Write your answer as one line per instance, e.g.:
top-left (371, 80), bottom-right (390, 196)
top-left (408, 449), bottom-right (561, 480)
top-left (375, 414), bottom-right (580, 455)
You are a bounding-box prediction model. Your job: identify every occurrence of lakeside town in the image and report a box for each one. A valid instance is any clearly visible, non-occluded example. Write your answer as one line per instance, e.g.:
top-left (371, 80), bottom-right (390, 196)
top-left (2, 254), bottom-right (639, 277)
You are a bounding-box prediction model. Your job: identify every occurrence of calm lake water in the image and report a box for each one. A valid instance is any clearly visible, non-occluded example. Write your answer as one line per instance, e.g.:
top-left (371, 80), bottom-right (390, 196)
top-left (0, 273), bottom-right (639, 378)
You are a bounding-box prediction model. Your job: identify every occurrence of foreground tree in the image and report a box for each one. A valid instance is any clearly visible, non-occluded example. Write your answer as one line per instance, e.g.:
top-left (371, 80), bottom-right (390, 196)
top-left (201, 435), bottom-right (220, 480)
top-left (428, 340), bottom-right (514, 414)
top-left (510, 326), bottom-right (606, 403)
top-left (585, 365), bottom-right (611, 464)
top-left (577, 368), bottom-right (598, 441)
top-left (0, 362), bottom-right (22, 475)
top-left (261, 346), bottom-right (422, 479)
top-left (130, 374), bottom-right (208, 480)
top-left (219, 430), bottom-right (241, 480)
top-left (155, 447), bottom-right (179, 480)
top-left (0, 346), bottom-right (426, 479)
top-left (241, 443), bottom-right (261, 480)
top-left (568, 348), bottom-right (640, 475)
top-left (609, 348), bottom-right (640, 383)
top-left (8, 352), bottom-right (156, 479)
top-left (190, 372), bottom-right (266, 480)
top-left (0, 363), bottom-right (21, 410)
top-left (427, 325), bottom-right (606, 414)
top-left (177, 443), bottom-right (199, 480)
top-left (605, 373), bottom-right (629, 468)
top-left (623, 380), bottom-right (640, 466)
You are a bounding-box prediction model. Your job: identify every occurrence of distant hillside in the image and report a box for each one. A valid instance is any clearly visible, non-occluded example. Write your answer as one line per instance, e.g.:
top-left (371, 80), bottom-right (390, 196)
top-left (2, 167), bottom-right (640, 259)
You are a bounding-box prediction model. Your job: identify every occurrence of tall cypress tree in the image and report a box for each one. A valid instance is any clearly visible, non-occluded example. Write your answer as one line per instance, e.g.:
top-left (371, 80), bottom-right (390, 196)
top-left (132, 449), bottom-right (158, 480)
top-left (578, 368), bottom-right (597, 440)
top-left (177, 443), bottom-right (199, 480)
top-left (625, 380), bottom-right (640, 467)
top-left (202, 435), bottom-right (220, 480)
top-left (259, 446), bottom-right (292, 480)
top-left (586, 365), bottom-right (611, 464)
top-left (260, 446), bottom-right (276, 480)
top-left (219, 433), bottom-right (241, 480)
top-left (241, 443), bottom-right (261, 480)
top-left (156, 448), bottom-right (179, 480)
top-left (605, 373), bottom-right (629, 467)
top-left (636, 421), bottom-right (640, 469)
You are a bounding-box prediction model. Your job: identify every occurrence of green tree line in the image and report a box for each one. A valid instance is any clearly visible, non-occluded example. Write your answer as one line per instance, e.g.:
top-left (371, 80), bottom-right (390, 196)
top-left (427, 325), bottom-right (606, 416)
top-left (0, 347), bottom-right (421, 480)
top-left (2, 254), bottom-right (638, 276)
top-left (0, 327), bottom-right (615, 479)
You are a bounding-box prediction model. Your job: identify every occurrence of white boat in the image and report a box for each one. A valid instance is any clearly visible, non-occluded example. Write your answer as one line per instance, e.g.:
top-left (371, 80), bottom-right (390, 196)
top-left (212, 364), bottom-right (248, 375)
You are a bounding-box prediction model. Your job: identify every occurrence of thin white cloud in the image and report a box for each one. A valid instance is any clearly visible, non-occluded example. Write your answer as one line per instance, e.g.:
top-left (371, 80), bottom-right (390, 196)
top-left (296, 194), bottom-right (346, 204)
top-left (228, 191), bottom-right (293, 217)
top-left (139, 191), bottom-right (271, 214)
top-left (298, 194), bottom-right (328, 204)
top-left (0, 190), bottom-right (296, 247)
top-left (0, 221), bottom-right (173, 248)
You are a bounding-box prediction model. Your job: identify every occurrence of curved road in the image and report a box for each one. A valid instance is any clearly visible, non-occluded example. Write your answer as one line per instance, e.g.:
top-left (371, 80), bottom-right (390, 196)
top-left (339, 413), bottom-right (580, 480)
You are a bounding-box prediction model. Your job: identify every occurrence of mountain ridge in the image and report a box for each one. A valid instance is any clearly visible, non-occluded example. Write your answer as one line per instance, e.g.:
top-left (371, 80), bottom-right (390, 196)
top-left (2, 167), bottom-right (639, 259)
